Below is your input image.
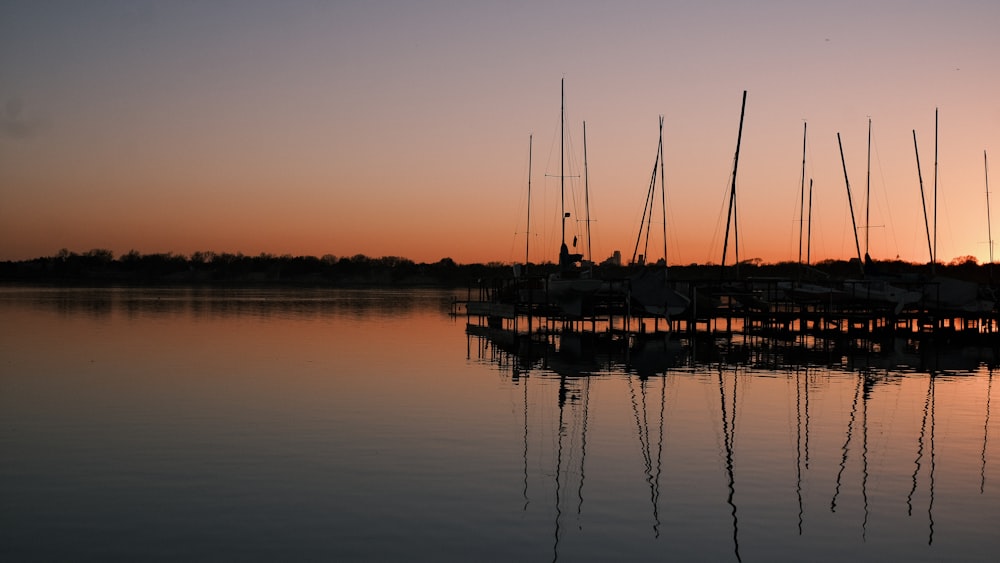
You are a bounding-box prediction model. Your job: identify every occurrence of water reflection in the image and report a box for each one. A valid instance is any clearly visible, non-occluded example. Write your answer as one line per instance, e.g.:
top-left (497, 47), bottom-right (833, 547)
top-left (718, 366), bottom-right (741, 562)
top-left (984, 368), bottom-right (994, 494)
top-left (468, 322), bottom-right (1000, 562)
top-left (1, 287), bottom-right (997, 561)
top-left (0, 286), bottom-right (457, 319)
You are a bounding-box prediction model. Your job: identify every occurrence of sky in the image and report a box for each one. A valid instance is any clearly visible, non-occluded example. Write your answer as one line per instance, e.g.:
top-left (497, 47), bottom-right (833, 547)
top-left (1, 0), bottom-right (998, 266)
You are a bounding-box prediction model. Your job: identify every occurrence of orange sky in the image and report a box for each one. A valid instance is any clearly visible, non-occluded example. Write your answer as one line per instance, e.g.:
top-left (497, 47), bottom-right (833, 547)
top-left (2, 1), bottom-right (999, 265)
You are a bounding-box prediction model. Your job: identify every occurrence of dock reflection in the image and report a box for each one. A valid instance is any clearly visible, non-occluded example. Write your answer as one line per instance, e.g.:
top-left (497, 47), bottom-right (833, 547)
top-left (467, 323), bottom-right (998, 562)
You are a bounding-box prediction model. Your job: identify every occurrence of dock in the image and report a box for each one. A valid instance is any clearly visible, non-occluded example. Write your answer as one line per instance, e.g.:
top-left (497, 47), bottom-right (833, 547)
top-left (456, 275), bottom-right (999, 350)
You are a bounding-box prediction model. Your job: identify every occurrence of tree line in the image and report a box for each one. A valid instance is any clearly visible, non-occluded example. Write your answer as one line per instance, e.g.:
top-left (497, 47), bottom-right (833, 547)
top-left (0, 248), bottom-right (993, 286)
top-left (0, 249), bottom-right (504, 286)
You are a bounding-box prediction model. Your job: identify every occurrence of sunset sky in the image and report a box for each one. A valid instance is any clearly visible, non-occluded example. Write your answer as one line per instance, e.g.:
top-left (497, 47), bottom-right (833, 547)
top-left (2, 1), bottom-right (998, 265)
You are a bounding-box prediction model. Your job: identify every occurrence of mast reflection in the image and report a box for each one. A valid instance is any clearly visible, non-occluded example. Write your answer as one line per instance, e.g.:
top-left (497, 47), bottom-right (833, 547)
top-left (983, 367), bottom-right (993, 495)
top-left (718, 365), bottom-right (741, 562)
top-left (466, 323), bottom-right (997, 561)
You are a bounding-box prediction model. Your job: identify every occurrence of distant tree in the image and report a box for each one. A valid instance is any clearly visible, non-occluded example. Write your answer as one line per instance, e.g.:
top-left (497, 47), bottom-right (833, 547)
top-left (948, 255), bottom-right (978, 266)
top-left (84, 248), bottom-right (114, 263)
top-left (191, 251), bottom-right (216, 264)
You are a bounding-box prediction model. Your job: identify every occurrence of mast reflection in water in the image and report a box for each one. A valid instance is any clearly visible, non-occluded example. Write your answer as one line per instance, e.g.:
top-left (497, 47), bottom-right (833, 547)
top-left (1, 287), bottom-right (998, 562)
top-left (468, 317), bottom-right (1000, 562)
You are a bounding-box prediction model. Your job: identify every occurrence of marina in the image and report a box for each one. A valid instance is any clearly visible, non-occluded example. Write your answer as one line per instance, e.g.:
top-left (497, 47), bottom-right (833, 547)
top-left (461, 80), bottom-right (997, 370)
top-left (458, 274), bottom-right (1000, 360)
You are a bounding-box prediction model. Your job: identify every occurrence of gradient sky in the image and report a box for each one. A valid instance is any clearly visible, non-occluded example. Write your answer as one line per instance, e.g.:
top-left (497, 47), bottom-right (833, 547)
top-left (2, 0), bottom-right (998, 265)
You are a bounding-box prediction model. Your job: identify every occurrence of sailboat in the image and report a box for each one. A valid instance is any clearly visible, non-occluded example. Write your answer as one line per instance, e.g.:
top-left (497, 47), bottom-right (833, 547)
top-left (914, 117), bottom-right (994, 312)
top-left (838, 123), bottom-right (921, 314)
top-left (781, 122), bottom-right (843, 304)
top-left (544, 79), bottom-right (604, 315)
top-left (628, 115), bottom-right (690, 318)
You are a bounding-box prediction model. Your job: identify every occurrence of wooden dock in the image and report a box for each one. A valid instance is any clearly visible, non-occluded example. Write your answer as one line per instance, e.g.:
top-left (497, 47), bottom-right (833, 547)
top-left (456, 276), bottom-right (999, 349)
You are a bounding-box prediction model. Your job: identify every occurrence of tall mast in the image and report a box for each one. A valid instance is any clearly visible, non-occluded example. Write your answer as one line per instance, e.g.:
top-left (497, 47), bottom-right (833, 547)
top-left (560, 78), bottom-right (566, 250)
top-left (933, 108), bottom-right (938, 271)
top-left (721, 90), bottom-right (747, 276)
top-left (660, 115), bottom-right (667, 271)
top-left (913, 130), bottom-right (934, 264)
top-left (631, 119), bottom-right (661, 266)
top-left (526, 134), bottom-right (533, 268)
top-left (807, 178), bottom-right (814, 266)
top-left (865, 118), bottom-right (871, 258)
top-left (798, 122), bottom-right (807, 266)
top-left (837, 132), bottom-right (864, 276)
top-left (583, 121), bottom-right (592, 264)
top-left (987, 150), bottom-right (994, 268)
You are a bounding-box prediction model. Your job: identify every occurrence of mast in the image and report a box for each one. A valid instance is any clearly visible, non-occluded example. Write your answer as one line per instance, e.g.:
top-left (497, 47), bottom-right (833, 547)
top-left (526, 134), bottom-right (533, 269)
top-left (933, 108), bottom-right (938, 272)
top-left (987, 150), bottom-right (994, 277)
top-left (660, 115), bottom-right (667, 271)
top-left (913, 130), bottom-right (934, 264)
top-left (583, 121), bottom-right (592, 264)
top-left (798, 122), bottom-right (807, 266)
top-left (631, 118), bottom-right (663, 266)
top-left (807, 179), bottom-right (814, 266)
top-left (721, 90), bottom-right (747, 277)
top-left (865, 118), bottom-right (871, 258)
top-left (837, 132), bottom-right (864, 276)
top-left (560, 78), bottom-right (566, 251)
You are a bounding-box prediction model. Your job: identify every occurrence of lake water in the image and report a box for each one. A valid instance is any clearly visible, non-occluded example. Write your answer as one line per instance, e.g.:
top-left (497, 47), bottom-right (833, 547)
top-left (1, 287), bottom-right (998, 562)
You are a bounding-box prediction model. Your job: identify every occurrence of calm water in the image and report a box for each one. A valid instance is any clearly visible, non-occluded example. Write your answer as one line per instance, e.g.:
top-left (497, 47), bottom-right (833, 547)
top-left (1, 287), bottom-right (998, 562)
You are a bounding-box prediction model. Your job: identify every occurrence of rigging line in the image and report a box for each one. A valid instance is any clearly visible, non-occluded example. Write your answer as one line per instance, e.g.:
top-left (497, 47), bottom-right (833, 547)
top-left (632, 137), bottom-right (661, 264)
top-left (562, 107), bottom-right (588, 248)
top-left (641, 161), bottom-right (658, 263)
top-left (936, 171), bottom-right (959, 263)
top-left (798, 121), bottom-right (807, 266)
top-left (707, 175), bottom-right (734, 264)
top-left (871, 131), bottom-right (902, 258)
top-left (665, 177), bottom-right (682, 265)
top-left (512, 134), bottom-right (534, 265)
top-left (508, 140), bottom-right (531, 262)
top-left (644, 150), bottom-right (660, 261)
top-left (866, 118), bottom-right (872, 257)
